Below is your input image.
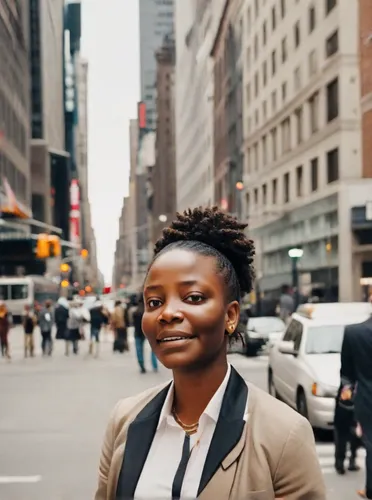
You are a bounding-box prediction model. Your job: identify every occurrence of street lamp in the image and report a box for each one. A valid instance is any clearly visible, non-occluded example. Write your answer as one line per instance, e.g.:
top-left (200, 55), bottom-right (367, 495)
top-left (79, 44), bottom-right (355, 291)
top-left (288, 247), bottom-right (304, 309)
top-left (158, 214), bottom-right (167, 223)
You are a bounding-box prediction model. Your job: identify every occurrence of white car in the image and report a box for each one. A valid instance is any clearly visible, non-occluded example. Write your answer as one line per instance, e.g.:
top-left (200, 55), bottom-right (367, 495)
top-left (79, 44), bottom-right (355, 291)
top-left (268, 302), bottom-right (372, 430)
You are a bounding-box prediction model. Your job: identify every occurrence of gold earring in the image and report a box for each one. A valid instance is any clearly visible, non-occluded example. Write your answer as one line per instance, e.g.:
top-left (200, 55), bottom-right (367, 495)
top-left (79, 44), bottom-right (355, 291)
top-left (229, 324), bottom-right (235, 334)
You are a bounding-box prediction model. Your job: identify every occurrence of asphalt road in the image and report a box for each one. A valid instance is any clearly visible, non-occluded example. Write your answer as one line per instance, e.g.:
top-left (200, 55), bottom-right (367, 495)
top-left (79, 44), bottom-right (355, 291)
top-left (0, 326), bottom-right (366, 500)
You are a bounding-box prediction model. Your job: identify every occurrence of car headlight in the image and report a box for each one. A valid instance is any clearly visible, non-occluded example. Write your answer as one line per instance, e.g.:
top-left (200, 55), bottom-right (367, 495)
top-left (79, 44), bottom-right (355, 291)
top-left (311, 382), bottom-right (338, 398)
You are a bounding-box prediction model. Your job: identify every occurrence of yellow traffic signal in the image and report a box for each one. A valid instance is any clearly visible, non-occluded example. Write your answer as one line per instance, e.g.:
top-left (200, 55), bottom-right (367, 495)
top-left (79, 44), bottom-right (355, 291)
top-left (85, 285), bottom-right (92, 293)
top-left (326, 242), bottom-right (332, 253)
top-left (81, 248), bottom-right (89, 259)
top-left (48, 235), bottom-right (61, 257)
top-left (36, 234), bottom-right (61, 259)
top-left (61, 280), bottom-right (69, 288)
top-left (60, 263), bottom-right (70, 273)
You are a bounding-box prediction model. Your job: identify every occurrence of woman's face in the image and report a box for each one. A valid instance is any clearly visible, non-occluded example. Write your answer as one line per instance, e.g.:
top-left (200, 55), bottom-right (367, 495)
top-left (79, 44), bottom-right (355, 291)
top-left (142, 248), bottom-right (239, 371)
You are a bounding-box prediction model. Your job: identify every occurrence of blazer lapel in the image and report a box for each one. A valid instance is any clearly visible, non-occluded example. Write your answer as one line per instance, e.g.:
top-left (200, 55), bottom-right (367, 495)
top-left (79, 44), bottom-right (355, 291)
top-left (197, 366), bottom-right (248, 496)
top-left (115, 383), bottom-right (171, 499)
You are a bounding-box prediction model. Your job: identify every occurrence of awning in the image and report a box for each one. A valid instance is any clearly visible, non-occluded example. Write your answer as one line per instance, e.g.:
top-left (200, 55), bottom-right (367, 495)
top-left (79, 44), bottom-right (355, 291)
top-left (0, 176), bottom-right (32, 219)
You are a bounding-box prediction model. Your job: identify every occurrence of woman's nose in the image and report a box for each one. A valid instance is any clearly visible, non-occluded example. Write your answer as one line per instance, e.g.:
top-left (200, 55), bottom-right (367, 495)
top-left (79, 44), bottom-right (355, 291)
top-left (157, 301), bottom-right (183, 324)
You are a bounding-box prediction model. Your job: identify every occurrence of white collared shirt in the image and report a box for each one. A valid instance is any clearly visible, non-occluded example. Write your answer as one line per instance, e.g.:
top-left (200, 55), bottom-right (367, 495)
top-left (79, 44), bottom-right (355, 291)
top-left (134, 364), bottom-right (233, 499)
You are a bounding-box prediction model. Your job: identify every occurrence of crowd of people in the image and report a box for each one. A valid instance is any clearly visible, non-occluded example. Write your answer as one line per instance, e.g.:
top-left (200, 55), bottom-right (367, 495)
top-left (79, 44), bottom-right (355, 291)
top-left (0, 294), bottom-right (158, 373)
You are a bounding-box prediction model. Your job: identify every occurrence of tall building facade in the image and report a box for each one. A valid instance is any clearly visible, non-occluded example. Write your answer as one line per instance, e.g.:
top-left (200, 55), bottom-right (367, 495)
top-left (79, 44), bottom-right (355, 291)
top-left (149, 36), bottom-right (176, 244)
top-left (175, 0), bottom-right (226, 210)
top-left (211, 0), bottom-right (244, 218)
top-left (29, 0), bottom-right (69, 232)
top-left (139, 0), bottom-right (174, 130)
top-left (241, 0), bottom-right (372, 301)
top-left (0, 0), bottom-right (30, 211)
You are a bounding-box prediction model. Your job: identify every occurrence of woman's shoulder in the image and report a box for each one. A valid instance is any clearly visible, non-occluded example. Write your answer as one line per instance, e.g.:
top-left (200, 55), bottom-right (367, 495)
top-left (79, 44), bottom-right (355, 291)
top-left (107, 382), bottom-right (170, 434)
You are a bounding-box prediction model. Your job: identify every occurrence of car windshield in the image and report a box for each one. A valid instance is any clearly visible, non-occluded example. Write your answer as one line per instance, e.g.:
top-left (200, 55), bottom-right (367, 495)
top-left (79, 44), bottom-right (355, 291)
top-left (247, 317), bottom-right (285, 333)
top-left (305, 325), bottom-right (346, 354)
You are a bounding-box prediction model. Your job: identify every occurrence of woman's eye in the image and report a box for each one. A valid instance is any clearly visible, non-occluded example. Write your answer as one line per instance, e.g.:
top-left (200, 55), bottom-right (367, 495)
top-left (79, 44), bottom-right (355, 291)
top-left (147, 299), bottom-right (162, 308)
top-left (185, 294), bottom-right (204, 304)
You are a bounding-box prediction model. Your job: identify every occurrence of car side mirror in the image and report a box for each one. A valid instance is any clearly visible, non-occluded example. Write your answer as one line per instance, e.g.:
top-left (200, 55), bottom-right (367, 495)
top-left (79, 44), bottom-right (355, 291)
top-left (278, 340), bottom-right (298, 356)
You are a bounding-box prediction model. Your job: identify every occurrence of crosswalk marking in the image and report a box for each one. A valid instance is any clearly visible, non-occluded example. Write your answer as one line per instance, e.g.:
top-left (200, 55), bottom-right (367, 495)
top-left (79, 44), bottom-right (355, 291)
top-left (316, 443), bottom-right (366, 475)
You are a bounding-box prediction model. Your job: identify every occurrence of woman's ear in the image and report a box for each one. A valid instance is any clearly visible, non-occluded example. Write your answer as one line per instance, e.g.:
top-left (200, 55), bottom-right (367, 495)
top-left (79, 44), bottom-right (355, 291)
top-left (225, 301), bottom-right (240, 332)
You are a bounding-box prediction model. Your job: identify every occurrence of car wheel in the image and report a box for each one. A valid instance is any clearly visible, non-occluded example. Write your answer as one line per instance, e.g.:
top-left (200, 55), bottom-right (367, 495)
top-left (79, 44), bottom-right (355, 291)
top-left (268, 369), bottom-right (277, 398)
top-left (297, 389), bottom-right (309, 420)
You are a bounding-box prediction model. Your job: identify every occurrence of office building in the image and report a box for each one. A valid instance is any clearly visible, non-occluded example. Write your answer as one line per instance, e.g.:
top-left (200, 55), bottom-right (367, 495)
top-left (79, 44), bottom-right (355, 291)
top-left (139, 0), bottom-right (174, 130)
top-left (0, 0), bottom-right (30, 213)
top-left (241, 0), bottom-right (372, 301)
top-left (149, 35), bottom-right (176, 244)
top-left (210, 0), bottom-right (244, 218)
top-left (29, 0), bottom-right (69, 234)
top-left (175, 0), bottom-right (226, 210)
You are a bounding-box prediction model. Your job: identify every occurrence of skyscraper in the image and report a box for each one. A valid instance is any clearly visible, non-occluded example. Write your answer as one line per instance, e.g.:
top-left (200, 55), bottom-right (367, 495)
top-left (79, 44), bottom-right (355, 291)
top-left (139, 0), bottom-right (174, 130)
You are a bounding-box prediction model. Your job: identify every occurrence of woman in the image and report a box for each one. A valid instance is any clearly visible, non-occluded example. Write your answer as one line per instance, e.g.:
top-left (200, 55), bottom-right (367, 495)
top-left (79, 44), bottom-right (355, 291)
top-left (66, 300), bottom-right (84, 355)
top-left (54, 297), bottom-right (70, 341)
top-left (95, 207), bottom-right (325, 500)
top-left (111, 300), bottom-right (129, 353)
top-left (132, 293), bottom-right (158, 373)
top-left (0, 301), bottom-right (11, 359)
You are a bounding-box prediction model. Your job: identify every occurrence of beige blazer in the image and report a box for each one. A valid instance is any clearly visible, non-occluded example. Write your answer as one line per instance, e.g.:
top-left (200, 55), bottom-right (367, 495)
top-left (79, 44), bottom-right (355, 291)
top-left (95, 367), bottom-right (326, 500)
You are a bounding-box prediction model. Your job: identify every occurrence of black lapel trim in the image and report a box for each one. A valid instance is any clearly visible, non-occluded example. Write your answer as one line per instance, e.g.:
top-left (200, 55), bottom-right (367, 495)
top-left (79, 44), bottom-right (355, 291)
top-left (197, 366), bottom-right (248, 496)
top-left (116, 383), bottom-right (172, 499)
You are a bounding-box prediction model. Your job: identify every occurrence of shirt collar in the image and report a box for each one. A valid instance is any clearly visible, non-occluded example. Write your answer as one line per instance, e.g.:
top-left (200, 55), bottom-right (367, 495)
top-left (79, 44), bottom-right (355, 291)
top-left (157, 364), bottom-right (232, 430)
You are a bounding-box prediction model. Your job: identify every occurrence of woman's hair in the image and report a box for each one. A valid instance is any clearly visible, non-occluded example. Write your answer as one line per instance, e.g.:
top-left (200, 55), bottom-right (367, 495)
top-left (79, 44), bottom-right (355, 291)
top-left (152, 206), bottom-right (255, 302)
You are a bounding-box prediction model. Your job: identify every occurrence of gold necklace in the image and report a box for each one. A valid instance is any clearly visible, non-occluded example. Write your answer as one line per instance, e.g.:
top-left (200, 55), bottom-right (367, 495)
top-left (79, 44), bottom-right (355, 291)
top-left (172, 406), bottom-right (199, 435)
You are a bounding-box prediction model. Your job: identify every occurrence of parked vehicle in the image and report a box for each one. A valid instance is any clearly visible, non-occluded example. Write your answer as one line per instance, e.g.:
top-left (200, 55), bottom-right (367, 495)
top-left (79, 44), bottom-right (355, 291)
top-left (268, 302), bottom-right (372, 430)
top-left (243, 316), bottom-right (285, 356)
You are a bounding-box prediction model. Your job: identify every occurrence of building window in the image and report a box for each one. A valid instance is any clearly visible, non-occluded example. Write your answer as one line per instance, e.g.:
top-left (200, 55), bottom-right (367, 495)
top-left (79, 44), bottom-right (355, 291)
top-left (296, 166), bottom-right (303, 196)
top-left (262, 184), bottom-right (267, 205)
top-left (254, 143), bottom-right (259, 169)
top-left (308, 91), bottom-right (319, 133)
top-left (281, 117), bottom-right (291, 153)
top-left (262, 135), bottom-right (267, 165)
top-left (308, 49), bottom-right (317, 76)
top-left (254, 35), bottom-right (259, 59)
top-left (272, 178), bottom-right (277, 204)
top-left (272, 50), bottom-right (277, 75)
top-left (310, 157), bottom-right (318, 191)
top-left (272, 6), bottom-right (276, 30)
top-left (263, 61), bottom-right (268, 86)
top-left (294, 21), bottom-right (300, 48)
top-left (282, 82), bottom-right (287, 103)
top-left (254, 72), bottom-right (259, 96)
top-left (280, 0), bottom-right (286, 19)
top-left (281, 37), bottom-right (287, 63)
top-left (246, 83), bottom-right (251, 105)
top-left (271, 128), bottom-right (278, 160)
top-left (254, 188), bottom-right (259, 205)
top-left (255, 0), bottom-right (259, 18)
top-left (263, 21), bottom-right (267, 45)
top-left (309, 5), bottom-right (316, 33)
top-left (326, 30), bottom-right (338, 58)
top-left (262, 100), bottom-right (267, 120)
top-left (327, 77), bottom-right (339, 122)
top-left (295, 107), bottom-right (303, 145)
top-left (327, 148), bottom-right (339, 183)
top-left (284, 172), bottom-right (290, 203)
top-left (325, 0), bottom-right (337, 15)
top-left (271, 90), bottom-right (277, 113)
top-left (294, 66), bottom-right (301, 91)
top-left (246, 46), bottom-right (251, 69)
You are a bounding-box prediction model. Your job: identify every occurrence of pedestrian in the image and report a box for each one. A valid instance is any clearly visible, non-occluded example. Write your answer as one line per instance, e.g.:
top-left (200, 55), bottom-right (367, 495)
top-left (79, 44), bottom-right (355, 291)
top-left (88, 297), bottom-right (106, 357)
top-left (334, 378), bottom-right (361, 474)
top-left (0, 301), bottom-right (11, 360)
top-left (39, 300), bottom-right (54, 356)
top-left (278, 284), bottom-right (294, 325)
top-left (132, 293), bottom-right (158, 373)
top-left (22, 304), bottom-right (37, 358)
top-left (66, 300), bottom-right (85, 355)
top-left (340, 297), bottom-right (372, 499)
top-left (111, 300), bottom-right (129, 353)
top-left (95, 206), bottom-right (325, 500)
top-left (54, 297), bottom-right (69, 341)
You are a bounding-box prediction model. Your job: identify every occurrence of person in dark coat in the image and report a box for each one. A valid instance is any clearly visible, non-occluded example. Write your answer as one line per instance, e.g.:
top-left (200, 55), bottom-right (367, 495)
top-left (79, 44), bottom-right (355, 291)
top-left (132, 294), bottom-right (157, 373)
top-left (340, 302), bottom-right (372, 498)
top-left (334, 379), bottom-right (361, 474)
top-left (54, 297), bottom-right (69, 340)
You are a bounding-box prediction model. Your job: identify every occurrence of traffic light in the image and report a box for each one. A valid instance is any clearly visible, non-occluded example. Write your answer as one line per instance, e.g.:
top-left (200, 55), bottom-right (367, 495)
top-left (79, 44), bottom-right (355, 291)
top-left (36, 234), bottom-right (61, 259)
top-left (60, 263), bottom-right (70, 273)
top-left (61, 280), bottom-right (69, 288)
top-left (326, 242), bottom-right (332, 253)
top-left (81, 248), bottom-right (89, 259)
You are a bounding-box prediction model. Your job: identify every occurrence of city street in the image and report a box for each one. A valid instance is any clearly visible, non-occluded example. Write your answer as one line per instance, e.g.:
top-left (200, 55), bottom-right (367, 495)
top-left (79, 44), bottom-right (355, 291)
top-left (0, 326), bottom-right (366, 500)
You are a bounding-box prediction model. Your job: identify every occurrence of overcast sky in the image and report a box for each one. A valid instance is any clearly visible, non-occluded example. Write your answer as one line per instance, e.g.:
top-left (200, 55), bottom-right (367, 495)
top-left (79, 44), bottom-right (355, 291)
top-left (80, 0), bottom-right (139, 283)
